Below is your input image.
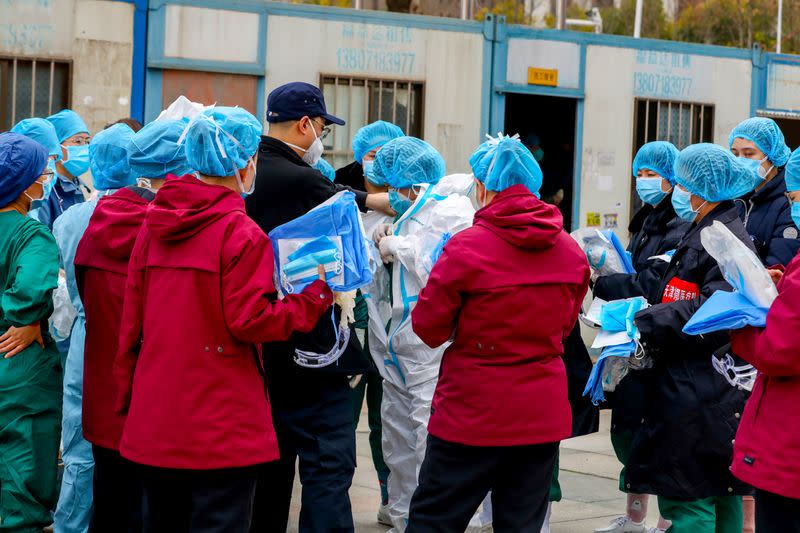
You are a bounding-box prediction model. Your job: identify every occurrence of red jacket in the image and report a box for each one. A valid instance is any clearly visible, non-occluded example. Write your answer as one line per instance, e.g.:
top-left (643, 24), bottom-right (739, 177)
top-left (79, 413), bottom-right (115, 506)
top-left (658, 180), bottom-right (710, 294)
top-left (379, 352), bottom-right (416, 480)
top-left (75, 187), bottom-right (153, 450)
top-left (730, 251), bottom-right (800, 499)
top-left (114, 176), bottom-right (333, 469)
top-left (412, 185), bottom-right (590, 446)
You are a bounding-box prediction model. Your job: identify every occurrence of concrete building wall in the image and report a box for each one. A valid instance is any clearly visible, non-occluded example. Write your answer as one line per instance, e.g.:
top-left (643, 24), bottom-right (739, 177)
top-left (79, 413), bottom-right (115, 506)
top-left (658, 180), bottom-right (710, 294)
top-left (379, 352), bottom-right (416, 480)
top-left (1, 0), bottom-right (134, 134)
top-left (265, 15), bottom-right (484, 173)
top-left (579, 44), bottom-right (751, 233)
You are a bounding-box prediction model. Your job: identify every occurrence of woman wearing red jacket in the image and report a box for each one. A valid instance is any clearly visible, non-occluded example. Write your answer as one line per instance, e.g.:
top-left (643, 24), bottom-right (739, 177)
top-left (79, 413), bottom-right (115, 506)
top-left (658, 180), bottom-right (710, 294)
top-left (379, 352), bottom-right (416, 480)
top-left (729, 148), bottom-right (800, 532)
top-left (114, 107), bottom-right (333, 532)
top-left (406, 136), bottom-right (590, 533)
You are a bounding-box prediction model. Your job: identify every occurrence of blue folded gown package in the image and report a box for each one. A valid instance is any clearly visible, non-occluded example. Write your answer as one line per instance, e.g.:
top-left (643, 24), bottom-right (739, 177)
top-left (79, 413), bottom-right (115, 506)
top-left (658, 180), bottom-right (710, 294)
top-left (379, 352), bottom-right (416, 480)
top-left (269, 191), bottom-right (372, 294)
top-left (583, 340), bottom-right (637, 405)
top-left (683, 290), bottom-right (769, 335)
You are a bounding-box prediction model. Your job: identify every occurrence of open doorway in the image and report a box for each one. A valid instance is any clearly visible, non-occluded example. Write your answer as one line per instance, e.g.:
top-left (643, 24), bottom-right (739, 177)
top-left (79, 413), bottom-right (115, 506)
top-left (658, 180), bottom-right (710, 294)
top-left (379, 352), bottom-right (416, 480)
top-left (772, 117), bottom-right (800, 151)
top-left (504, 93), bottom-right (578, 230)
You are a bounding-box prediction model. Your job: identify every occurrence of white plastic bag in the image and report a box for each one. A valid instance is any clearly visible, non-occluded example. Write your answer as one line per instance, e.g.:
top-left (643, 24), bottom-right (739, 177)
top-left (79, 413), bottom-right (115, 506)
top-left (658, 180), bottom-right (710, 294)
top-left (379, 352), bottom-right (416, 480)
top-left (570, 228), bottom-right (632, 277)
top-left (700, 221), bottom-right (778, 308)
top-left (50, 273), bottom-right (77, 340)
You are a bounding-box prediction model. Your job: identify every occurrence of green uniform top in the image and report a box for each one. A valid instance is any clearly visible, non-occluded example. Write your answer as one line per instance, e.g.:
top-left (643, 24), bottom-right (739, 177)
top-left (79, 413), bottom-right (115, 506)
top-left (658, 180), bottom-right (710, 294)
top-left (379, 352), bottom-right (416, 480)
top-left (0, 210), bottom-right (59, 333)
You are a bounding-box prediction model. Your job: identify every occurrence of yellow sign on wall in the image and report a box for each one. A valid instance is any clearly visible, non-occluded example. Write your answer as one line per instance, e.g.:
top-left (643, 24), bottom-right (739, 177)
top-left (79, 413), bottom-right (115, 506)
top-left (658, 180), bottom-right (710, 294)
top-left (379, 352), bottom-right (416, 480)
top-left (527, 67), bottom-right (559, 87)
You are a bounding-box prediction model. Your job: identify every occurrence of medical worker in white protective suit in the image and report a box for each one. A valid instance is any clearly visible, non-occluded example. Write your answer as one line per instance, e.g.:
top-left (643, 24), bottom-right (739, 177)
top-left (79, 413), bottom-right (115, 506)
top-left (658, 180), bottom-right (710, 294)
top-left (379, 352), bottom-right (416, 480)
top-left (363, 136), bottom-right (491, 532)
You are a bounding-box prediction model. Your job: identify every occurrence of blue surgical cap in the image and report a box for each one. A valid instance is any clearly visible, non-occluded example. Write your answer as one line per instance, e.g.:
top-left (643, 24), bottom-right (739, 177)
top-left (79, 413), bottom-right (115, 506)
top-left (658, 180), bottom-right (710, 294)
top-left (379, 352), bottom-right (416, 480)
top-left (674, 143), bottom-right (761, 202)
top-left (185, 107), bottom-right (262, 177)
top-left (469, 135), bottom-right (543, 195)
top-left (0, 133), bottom-right (48, 207)
top-left (89, 123), bottom-right (136, 191)
top-left (46, 109), bottom-right (89, 142)
top-left (729, 117), bottom-right (791, 167)
top-left (11, 118), bottom-right (62, 161)
top-left (632, 141), bottom-right (679, 184)
top-left (785, 147), bottom-right (800, 192)
top-left (372, 137), bottom-right (446, 189)
top-left (128, 119), bottom-right (193, 179)
top-left (352, 121), bottom-right (405, 164)
top-left (314, 158), bottom-right (336, 181)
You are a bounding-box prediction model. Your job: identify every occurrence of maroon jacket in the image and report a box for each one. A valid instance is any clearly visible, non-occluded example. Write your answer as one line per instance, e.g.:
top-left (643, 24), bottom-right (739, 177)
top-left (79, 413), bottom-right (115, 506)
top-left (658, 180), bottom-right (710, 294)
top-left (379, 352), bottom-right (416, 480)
top-left (75, 187), bottom-right (153, 450)
top-left (412, 185), bottom-right (590, 446)
top-left (731, 251), bottom-right (800, 499)
top-left (114, 176), bottom-right (332, 469)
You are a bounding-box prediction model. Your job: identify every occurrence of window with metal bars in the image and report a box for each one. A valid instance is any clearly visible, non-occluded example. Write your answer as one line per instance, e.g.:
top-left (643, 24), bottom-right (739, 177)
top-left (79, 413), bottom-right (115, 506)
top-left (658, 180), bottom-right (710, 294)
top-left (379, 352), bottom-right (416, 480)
top-left (0, 57), bottom-right (71, 131)
top-left (320, 75), bottom-right (424, 169)
top-left (630, 98), bottom-right (715, 216)
top-left (634, 98), bottom-right (714, 150)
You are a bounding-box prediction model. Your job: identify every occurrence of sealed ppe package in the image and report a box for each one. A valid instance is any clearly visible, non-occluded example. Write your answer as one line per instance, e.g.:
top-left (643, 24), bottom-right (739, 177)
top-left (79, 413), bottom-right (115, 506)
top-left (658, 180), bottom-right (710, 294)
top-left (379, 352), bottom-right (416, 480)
top-left (269, 191), bottom-right (373, 368)
top-left (571, 228), bottom-right (636, 276)
top-left (683, 220), bottom-right (778, 335)
top-left (584, 297), bottom-right (650, 405)
top-left (50, 272), bottom-right (77, 342)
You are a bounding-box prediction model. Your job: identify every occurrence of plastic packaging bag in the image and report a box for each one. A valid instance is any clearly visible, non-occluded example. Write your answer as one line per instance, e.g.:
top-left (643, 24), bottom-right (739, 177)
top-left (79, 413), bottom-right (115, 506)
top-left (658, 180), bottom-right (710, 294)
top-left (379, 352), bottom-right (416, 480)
top-left (50, 273), bottom-right (77, 341)
top-left (683, 221), bottom-right (777, 335)
top-left (701, 220), bottom-right (777, 308)
top-left (269, 191), bottom-right (372, 295)
top-left (571, 228), bottom-right (636, 276)
top-left (583, 341), bottom-right (637, 405)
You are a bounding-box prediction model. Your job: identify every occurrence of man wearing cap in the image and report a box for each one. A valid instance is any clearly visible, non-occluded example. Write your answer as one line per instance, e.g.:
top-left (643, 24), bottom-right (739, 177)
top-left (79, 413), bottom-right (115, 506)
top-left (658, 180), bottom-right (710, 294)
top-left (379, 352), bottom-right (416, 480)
top-left (42, 109), bottom-right (92, 229)
top-left (246, 82), bottom-right (391, 532)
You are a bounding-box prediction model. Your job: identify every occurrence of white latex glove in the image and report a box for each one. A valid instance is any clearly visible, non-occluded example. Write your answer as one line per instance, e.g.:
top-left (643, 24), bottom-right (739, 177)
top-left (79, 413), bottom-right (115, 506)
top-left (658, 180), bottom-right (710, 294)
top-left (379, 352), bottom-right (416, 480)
top-left (373, 223), bottom-right (392, 245)
top-left (379, 235), bottom-right (400, 264)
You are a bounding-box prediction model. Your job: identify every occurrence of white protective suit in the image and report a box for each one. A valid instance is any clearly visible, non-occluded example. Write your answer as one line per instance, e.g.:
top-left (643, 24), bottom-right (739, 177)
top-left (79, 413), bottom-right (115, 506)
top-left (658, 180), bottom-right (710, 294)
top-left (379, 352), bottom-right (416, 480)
top-left (363, 174), bottom-right (492, 532)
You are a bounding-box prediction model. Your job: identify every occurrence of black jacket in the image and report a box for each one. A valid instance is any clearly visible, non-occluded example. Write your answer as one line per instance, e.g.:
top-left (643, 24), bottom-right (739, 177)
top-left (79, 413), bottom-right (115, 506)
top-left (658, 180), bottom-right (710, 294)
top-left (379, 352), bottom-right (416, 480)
top-left (735, 169), bottom-right (800, 267)
top-left (334, 161), bottom-right (366, 192)
top-left (594, 193), bottom-right (689, 432)
top-left (245, 136), bottom-right (373, 383)
top-left (594, 193), bottom-right (689, 304)
top-left (626, 202), bottom-right (752, 499)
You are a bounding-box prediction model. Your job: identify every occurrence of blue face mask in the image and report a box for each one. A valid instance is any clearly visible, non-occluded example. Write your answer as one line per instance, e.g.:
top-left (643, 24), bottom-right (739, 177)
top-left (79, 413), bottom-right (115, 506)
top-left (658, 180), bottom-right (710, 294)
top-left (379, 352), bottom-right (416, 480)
top-left (282, 236), bottom-right (342, 291)
top-left (362, 160), bottom-right (374, 178)
top-left (672, 186), bottom-right (700, 223)
top-left (791, 201), bottom-right (800, 229)
top-left (737, 155), bottom-right (769, 180)
top-left (389, 189), bottom-right (413, 217)
top-left (636, 177), bottom-right (668, 206)
top-left (62, 144), bottom-right (90, 177)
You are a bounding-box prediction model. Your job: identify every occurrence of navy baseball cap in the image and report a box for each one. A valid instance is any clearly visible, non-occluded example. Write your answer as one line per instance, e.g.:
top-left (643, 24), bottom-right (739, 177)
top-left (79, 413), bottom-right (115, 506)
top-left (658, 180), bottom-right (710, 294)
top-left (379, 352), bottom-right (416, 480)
top-left (266, 82), bottom-right (345, 126)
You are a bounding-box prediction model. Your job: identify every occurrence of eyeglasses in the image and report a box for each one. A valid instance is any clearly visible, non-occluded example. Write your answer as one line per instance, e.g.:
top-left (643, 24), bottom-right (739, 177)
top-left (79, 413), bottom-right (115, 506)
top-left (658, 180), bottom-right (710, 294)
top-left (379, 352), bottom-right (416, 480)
top-left (39, 170), bottom-right (55, 184)
top-left (310, 118), bottom-right (331, 141)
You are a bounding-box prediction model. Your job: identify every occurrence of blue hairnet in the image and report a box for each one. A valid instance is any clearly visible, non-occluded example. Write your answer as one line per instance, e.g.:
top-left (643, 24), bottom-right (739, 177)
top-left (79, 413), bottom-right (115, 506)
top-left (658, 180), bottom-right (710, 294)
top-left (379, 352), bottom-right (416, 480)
top-left (674, 143), bottom-right (761, 202)
top-left (11, 118), bottom-right (62, 160)
top-left (89, 123), bottom-right (136, 191)
top-left (632, 141), bottom-right (679, 184)
top-left (785, 147), bottom-right (800, 192)
top-left (352, 121), bottom-right (405, 164)
top-left (0, 133), bottom-right (48, 207)
top-left (314, 158), bottom-right (336, 181)
top-left (185, 107), bottom-right (262, 177)
top-left (128, 119), bottom-right (193, 179)
top-left (469, 135), bottom-right (543, 195)
top-left (729, 117), bottom-right (791, 167)
top-left (371, 137), bottom-right (445, 189)
top-left (46, 109), bottom-right (89, 142)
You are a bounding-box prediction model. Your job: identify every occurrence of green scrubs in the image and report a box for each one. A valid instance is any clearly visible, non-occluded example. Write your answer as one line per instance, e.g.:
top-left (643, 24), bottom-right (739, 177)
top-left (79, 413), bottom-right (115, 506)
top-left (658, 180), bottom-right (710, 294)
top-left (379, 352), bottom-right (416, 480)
top-left (658, 496), bottom-right (742, 533)
top-left (0, 211), bottom-right (62, 532)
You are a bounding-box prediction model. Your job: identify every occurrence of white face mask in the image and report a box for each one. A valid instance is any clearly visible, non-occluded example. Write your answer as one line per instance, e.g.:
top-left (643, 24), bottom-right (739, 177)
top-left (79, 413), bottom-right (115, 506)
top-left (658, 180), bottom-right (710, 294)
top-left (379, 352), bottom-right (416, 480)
top-left (286, 119), bottom-right (324, 166)
top-left (236, 158), bottom-right (257, 197)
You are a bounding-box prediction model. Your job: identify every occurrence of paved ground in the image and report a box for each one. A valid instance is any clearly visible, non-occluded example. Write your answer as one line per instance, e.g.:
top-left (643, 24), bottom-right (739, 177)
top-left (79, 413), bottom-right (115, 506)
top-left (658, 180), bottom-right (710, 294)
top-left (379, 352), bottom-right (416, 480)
top-left (288, 410), bottom-right (661, 532)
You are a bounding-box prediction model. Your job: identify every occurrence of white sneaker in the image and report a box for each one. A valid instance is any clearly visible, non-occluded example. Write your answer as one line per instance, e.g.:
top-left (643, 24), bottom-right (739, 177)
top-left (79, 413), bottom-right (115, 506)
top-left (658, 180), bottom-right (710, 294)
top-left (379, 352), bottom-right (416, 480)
top-left (646, 529), bottom-right (667, 533)
top-left (377, 504), bottom-right (392, 527)
top-left (594, 516), bottom-right (647, 533)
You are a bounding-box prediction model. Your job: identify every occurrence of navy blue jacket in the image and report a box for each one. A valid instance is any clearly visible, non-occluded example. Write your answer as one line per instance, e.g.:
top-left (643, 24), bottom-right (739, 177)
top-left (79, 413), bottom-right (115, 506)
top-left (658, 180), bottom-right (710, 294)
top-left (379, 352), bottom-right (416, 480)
top-left (593, 194), bottom-right (689, 433)
top-left (735, 169), bottom-right (800, 268)
top-left (36, 174), bottom-right (88, 230)
top-left (627, 202), bottom-right (752, 499)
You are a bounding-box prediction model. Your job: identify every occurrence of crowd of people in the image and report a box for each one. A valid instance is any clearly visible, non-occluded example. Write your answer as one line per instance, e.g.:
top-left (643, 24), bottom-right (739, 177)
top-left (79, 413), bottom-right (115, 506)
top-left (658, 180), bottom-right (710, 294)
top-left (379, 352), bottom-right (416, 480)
top-left (0, 79), bottom-right (797, 533)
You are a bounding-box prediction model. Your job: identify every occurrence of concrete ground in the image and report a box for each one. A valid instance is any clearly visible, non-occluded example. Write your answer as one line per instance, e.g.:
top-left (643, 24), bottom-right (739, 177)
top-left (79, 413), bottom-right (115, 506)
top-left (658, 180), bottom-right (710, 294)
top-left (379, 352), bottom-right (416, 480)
top-left (288, 410), bottom-right (661, 532)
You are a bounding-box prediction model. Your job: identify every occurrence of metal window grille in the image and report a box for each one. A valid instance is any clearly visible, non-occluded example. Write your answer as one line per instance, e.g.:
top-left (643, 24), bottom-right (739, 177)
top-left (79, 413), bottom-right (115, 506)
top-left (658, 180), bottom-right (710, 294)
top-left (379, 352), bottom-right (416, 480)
top-left (634, 98), bottom-right (714, 150)
top-left (0, 57), bottom-right (71, 131)
top-left (630, 98), bottom-right (715, 217)
top-left (320, 75), bottom-right (424, 169)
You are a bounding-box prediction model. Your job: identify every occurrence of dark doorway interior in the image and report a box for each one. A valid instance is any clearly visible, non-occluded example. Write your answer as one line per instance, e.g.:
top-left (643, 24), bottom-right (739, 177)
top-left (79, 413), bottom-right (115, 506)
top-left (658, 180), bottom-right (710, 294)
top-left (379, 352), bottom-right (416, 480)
top-left (504, 93), bottom-right (578, 230)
